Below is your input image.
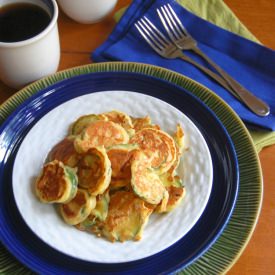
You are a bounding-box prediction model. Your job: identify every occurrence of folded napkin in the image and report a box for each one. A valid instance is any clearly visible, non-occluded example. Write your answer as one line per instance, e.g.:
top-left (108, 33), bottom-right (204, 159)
top-left (92, 0), bottom-right (275, 151)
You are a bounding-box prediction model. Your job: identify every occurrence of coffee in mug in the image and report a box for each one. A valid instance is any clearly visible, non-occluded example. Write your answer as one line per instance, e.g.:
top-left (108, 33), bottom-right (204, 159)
top-left (0, 3), bottom-right (51, 42)
top-left (0, 0), bottom-right (60, 89)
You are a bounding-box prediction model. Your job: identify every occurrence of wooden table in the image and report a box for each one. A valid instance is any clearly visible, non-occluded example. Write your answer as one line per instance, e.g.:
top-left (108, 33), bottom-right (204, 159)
top-left (0, 0), bottom-right (274, 274)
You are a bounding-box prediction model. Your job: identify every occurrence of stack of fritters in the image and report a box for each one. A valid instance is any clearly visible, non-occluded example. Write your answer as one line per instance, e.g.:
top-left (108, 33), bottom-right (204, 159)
top-left (35, 110), bottom-right (186, 242)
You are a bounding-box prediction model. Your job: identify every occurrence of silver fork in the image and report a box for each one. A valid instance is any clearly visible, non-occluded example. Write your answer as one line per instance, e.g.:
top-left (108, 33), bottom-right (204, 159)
top-left (135, 17), bottom-right (239, 94)
top-left (157, 4), bottom-right (270, 116)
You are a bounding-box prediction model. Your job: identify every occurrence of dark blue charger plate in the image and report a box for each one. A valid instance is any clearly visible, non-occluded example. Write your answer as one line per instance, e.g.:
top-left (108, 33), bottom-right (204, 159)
top-left (0, 71), bottom-right (238, 274)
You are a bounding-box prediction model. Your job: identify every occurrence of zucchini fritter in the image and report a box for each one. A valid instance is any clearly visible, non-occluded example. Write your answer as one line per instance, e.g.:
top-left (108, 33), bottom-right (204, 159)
top-left (130, 128), bottom-right (177, 175)
top-left (74, 120), bottom-right (129, 153)
top-left (48, 136), bottom-right (80, 167)
top-left (60, 188), bottom-right (96, 225)
top-left (131, 151), bottom-right (166, 205)
top-left (103, 110), bottom-right (135, 136)
top-left (35, 160), bottom-right (78, 203)
top-left (77, 146), bottom-right (111, 196)
top-left (70, 114), bottom-right (107, 135)
top-left (101, 191), bottom-right (153, 242)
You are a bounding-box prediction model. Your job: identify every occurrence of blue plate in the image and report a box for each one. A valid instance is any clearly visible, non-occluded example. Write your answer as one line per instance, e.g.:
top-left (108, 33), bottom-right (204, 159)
top-left (0, 72), bottom-right (238, 274)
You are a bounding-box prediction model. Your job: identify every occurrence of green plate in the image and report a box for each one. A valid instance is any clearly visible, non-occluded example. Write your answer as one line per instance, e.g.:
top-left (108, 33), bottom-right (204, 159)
top-left (0, 62), bottom-right (262, 274)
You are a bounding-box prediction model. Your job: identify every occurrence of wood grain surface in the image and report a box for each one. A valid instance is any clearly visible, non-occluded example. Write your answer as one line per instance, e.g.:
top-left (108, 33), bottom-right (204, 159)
top-left (0, 0), bottom-right (274, 274)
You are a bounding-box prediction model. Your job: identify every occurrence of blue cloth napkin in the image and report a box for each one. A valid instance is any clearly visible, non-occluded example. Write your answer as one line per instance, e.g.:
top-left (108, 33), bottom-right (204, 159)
top-left (92, 0), bottom-right (275, 130)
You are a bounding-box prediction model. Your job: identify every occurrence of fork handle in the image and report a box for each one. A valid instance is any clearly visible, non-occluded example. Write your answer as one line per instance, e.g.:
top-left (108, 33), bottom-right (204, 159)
top-left (192, 47), bottom-right (270, 117)
top-left (179, 55), bottom-right (240, 99)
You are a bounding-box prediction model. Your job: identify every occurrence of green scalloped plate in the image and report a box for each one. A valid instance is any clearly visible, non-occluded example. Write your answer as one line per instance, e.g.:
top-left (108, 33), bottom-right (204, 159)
top-left (0, 62), bottom-right (262, 274)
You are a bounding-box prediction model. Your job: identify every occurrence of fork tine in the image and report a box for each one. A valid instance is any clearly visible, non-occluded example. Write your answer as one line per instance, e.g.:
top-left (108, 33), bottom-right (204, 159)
top-left (166, 4), bottom-right (188, 36)
top-left (142, 17), bottom-right (170, 46)
top-left (136, 16), bottom-right (171, 49)
top-left (135, 22), bottom-right (160, 52)
top-left (135, 22), bottom-right (162, 54)
top-left (163, 5), bottom-right (183, 39)
top-left (135, 17), bottom-right (170, 55)
top-left (139, 19), bottom-right (166, 50)
top-left (157, 7), bottom-right (177, 42)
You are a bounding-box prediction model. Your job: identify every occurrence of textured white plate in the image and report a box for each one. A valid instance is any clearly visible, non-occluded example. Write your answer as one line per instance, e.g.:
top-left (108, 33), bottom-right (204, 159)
top-left (13, 91), bottom-right (213, 263)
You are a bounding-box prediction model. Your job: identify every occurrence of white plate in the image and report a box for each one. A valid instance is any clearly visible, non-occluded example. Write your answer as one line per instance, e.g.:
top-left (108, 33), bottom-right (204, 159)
top-left (12, 91), bottom-right (213, 263)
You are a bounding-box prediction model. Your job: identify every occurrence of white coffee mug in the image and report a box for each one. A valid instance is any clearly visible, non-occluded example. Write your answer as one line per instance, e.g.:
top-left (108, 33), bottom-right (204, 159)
top-left (0, 0), bottom-right (60, 89)
top-left (57, 0), bottom-right (118, 24)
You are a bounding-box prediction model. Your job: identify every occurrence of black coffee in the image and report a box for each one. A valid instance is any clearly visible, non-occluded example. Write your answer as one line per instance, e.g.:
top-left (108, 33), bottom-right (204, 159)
top-left (0, 3), bottom-right (51, 43)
